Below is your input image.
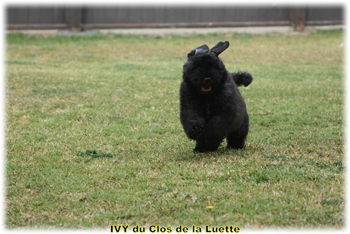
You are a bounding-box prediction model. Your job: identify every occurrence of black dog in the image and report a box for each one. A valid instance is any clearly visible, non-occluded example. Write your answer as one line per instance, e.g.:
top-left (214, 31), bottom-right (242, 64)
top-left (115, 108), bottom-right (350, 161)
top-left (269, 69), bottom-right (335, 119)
top-left (180, 41), bottom-right (252, 152)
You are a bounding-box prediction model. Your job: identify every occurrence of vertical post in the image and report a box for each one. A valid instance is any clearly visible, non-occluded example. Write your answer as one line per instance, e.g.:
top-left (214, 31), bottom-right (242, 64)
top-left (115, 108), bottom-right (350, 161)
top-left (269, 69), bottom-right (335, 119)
top-left (290, 7), bottom-right (306, 32)
top-left (65, 7), bottom-right (83, 32)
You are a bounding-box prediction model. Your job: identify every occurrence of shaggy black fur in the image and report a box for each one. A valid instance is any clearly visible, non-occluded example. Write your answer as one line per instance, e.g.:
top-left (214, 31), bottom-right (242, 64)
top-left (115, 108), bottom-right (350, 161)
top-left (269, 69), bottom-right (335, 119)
top-left (180, 41), bottom-right (253, 152)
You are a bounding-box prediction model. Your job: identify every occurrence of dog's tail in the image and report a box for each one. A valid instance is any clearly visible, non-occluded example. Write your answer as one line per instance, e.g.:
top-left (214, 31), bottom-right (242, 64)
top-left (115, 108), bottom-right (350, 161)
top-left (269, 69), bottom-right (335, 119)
top-left (231, 72), bottom-right (253, 87)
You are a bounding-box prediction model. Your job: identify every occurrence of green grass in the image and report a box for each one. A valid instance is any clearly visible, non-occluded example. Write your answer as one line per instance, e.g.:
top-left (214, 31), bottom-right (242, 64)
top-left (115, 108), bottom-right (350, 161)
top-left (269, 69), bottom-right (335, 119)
top-left (6, 29), bottom-right (344, 229)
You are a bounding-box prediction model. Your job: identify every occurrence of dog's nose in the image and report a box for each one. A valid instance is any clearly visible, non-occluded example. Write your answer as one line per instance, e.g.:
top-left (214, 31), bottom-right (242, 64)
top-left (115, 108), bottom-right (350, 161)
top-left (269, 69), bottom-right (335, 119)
top-left (204, 77), bottom-right (211, 83)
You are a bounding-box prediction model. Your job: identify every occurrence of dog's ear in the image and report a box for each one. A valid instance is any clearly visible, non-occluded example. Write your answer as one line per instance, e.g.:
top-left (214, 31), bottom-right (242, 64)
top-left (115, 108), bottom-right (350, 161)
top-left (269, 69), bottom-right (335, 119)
top-left (187, 44), bottom-right (210, 59)
top-left (210, 41), bottom-right (230, 56)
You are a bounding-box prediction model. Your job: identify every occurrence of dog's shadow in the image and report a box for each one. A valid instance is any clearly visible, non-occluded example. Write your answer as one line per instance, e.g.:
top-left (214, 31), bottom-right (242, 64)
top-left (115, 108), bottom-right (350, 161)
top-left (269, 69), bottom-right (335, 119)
top-left (174, 146), bottom-right (247, 162)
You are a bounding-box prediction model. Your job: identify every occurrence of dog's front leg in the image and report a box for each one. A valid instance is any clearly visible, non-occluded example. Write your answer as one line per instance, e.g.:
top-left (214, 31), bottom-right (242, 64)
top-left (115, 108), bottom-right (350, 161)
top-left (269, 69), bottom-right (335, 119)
top-left (180, 110), bottom-right (205, 140)
top-left (194, 114), bottom-right (231, 152)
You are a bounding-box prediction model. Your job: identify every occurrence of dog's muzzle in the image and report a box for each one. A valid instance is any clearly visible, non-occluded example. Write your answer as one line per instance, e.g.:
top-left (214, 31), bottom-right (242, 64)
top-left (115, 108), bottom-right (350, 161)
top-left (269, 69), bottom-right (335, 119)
top-left (201, 77), bottom-right (212, 92)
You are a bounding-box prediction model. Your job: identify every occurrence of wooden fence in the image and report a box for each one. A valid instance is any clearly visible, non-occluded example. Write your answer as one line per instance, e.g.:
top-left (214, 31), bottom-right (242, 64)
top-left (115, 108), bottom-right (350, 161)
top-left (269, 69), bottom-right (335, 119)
top-left (7, 6), bottom-right (344, 32)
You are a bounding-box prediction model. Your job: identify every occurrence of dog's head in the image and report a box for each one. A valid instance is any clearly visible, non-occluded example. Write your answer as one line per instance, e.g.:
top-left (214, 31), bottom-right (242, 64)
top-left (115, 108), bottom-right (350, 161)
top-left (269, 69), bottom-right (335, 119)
top-left (183, 41), bottom-right (230, 95)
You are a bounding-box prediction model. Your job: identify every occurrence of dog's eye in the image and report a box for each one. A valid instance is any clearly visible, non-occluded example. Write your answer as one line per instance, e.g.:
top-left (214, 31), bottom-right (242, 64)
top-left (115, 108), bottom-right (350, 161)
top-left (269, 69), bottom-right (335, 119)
top-left (214, 65), bottom-right (221, 70)
top-left (189, 65), bottom-right (199, 70)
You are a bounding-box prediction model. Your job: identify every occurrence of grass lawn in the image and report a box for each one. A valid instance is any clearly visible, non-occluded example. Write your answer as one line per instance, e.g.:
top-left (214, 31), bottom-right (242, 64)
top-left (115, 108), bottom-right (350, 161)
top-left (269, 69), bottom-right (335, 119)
top-left (5, 29), bottom-right (344, 229)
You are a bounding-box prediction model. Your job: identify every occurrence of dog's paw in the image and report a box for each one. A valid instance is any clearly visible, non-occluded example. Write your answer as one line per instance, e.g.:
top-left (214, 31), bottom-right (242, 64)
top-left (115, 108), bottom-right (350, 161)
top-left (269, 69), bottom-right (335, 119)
top-left (186, 121), bottom-right (204, 140)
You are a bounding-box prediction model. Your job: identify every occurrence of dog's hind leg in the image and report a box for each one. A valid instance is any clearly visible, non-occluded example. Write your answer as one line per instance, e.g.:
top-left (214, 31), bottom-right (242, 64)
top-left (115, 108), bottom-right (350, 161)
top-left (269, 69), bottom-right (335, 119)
top-left (226, 132), bottom-right (246, 149)
top-left (226, 116), bottom-right (249, 150)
